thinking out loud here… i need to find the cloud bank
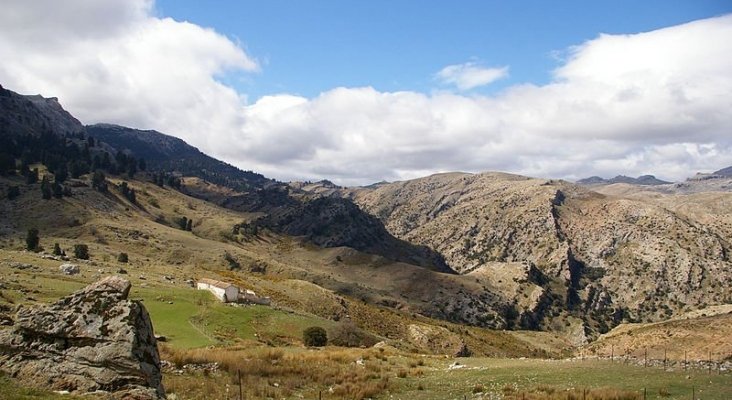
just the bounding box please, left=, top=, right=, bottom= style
left=1, top=1, right=731, bottom=185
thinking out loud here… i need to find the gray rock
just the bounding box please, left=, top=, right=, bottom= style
left=10, top=262, right=33, bottom=270
left=59, top=263, right=80, bottom=275
left=0, top=276, right=164, bottom=399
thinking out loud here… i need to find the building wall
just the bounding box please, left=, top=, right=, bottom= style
left=196, top=282, right=227, bottom=302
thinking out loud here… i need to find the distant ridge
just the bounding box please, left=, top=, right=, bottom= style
left=714, top=166, right=732, bottom=176
left=576, top=174, right=670, bottom=186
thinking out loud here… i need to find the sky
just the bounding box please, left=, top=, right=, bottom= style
left=1, top=1, right=731, bottom=185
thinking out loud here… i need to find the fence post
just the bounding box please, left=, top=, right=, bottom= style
left=684, top=350, right=687, bottom=370
left=238, top=369, right=243, bottom=400
left=319, top=390, right=322, bottom=400
left=611, top=345, right=614, bottom=363
left=692, top=385, right=695, bottom=400
left=664, top=348, right=667, bottom=369
left=643, top=387, right=646, bottom=400
left=709, top=351, right=712, bottom=375
left=644, top=348, right=647, bottom=368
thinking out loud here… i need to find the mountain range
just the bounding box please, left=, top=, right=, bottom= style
left=1, top=83, right=731, bottom=344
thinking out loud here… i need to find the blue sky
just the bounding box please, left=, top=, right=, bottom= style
left=2, top=1, right=732, bottom=184
left=154, top=0, right=732, bottom=100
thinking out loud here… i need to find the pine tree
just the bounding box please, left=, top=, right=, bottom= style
left=26, top=168, right=39, bottom=184
left=92, top=170, right=107, bottom=192
left=6, top=186, right=20, bottom=200
left=40, top=175, right=52, bottom=199
left=26, top=228, right=39, bottom=251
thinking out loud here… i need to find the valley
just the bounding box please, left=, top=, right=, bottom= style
left=0, top=85, right=730, bottom=399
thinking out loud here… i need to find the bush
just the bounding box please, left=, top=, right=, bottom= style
left=53, top=243, right=62, bottom=256
left=118, top=252, right=129, bottom=263
left=224, top=252, right=240, bottom=270
left=328, top=321, right=378, bottom=347
left=74, top=244, right=89, bottom=260
left=25, top=228, right=39, bottom=251
left=303, top=326, right=327, bottom=347
left=6, top=186, right=20, bottom=200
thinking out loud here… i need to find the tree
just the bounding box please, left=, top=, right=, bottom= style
left=92, top=170, right=107, bottom=192
left=26, top=168, right=39, bottom=184
left=302, top=326, right=327, bottom=347
left=118, top=252, right=129, bottom=263
left=127, top=160, right=137, bottom=178
left=6, top=186, right=20, bottom=200
left=138, top=158, right=147, bottom=172
left=54, top=165, right=68, bottom=183
left=74, top=244, right=89, bottom=260
left=0, top=153, right=14, bottom=176
left=40, top=175, right=52, bottom=200
left=26, top=228, right=39, bottom=251
left=177, top=216, right=188, bottom=230
left=52, top=182, right=64, bottom=198
left=53, top=243, right=62, bottom=256
left=186, top=218, right=193, bottom=231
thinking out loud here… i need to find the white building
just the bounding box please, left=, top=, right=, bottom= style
left=196, top=278, right=239, bottom=302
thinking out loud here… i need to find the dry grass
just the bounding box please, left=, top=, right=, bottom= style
left=160, top=345, right=394, bottom=399
left=504, top=387, right=641, bottom=400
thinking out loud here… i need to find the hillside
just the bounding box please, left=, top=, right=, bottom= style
left=2, top=83, right=731, bottom=344
left=87, top=124, right=271, bottom=192
left=301, top=172, right=732, bottom=338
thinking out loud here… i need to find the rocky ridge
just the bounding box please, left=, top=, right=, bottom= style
left=310, top=172, right=732, bottom=336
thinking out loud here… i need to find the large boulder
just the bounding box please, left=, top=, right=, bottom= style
left=0, top=276, right=164, bottom=399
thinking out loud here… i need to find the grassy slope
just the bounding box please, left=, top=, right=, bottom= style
left=583, top=306, right=732, bottom=361
left=4, top=173, right=729, bottom=399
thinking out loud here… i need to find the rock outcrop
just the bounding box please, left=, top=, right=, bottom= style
left=0, top=276, right=164, bottom=399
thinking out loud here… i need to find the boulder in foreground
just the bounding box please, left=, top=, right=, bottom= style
left=0, top=276, right=164, bottom=399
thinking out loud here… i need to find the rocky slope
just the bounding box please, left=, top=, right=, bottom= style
left=0, top=276, right=163, bottom=399
left=315, top=172, right=732, bottom=336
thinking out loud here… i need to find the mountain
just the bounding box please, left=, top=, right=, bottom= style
left=3, top=83, right=731, bottom=343
left=714, top=166, right=732, bottom=176
left=576, top=174, right=671, bottom=186
left=0, top=84, right=84, bottom=138
left=87, top=124, right=271, bottom=192
left=302, top=171, right=732, bottom=338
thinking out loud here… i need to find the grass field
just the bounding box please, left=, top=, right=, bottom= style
left=134, top=286, right=335, bottom=349
left=394, top=358, right=732, bottom=400
left=158, top=351, right=732, bottom=400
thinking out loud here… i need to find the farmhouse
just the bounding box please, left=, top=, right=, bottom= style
left=196, top=278, right=239, bottom=302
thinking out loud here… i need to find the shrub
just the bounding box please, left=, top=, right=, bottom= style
left=74, top=244, right=89, bottom=260
left=303, top=326, right=327, bottom=347
left=6, top=186, right=20, bottom=200
left=328, top=321, right=378, bottom=347
left=53, top=243, right=62, bottom=256
left=118, top=252, right=129, bottom=263
left=224, top=252, right=240, bottom=270
left=25, top=228, right=39, bottom=251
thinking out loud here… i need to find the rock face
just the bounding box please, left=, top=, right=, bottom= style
left=0, top=276, right=164, bottom=399
left=306, top=171, right=732, bottom=336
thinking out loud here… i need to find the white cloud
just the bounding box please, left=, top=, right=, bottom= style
left=0, top=0, right=257, bottom=153
left=1, top=2, right=731, bottom=186
left=435, top=62, right=509, bottom=91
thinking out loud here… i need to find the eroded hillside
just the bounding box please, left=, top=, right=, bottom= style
left=315, top=172, right=732, bottom=337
